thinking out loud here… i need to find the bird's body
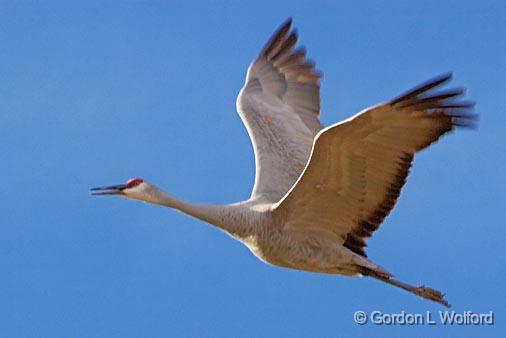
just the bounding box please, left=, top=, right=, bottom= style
left=92, top=19, right=476, bottom=307
left=193, top=200, right=374, bottom=276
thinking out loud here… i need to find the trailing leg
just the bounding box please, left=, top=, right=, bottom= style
left=359, top=266, right=450, bottom=307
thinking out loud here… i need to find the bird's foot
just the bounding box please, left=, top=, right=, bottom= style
left=414, top=285, right=450, bottom=308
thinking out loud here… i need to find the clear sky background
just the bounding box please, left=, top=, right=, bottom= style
left=1, top=1, right=505, bottom=337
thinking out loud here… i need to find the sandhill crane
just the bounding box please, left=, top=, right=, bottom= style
left=91, top=18, right=476, bottom=307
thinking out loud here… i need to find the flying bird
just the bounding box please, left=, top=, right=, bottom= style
left=92, top=18, right=476, bottom=307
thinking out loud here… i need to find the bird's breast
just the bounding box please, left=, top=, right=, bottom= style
left=239, top=226, right=347, bottom=273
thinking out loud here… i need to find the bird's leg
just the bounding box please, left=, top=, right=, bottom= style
left=378, top=276, right=450, bottom=308
left=360, top=267, right=450, bottom=307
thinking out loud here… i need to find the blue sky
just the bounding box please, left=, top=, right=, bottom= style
left=1, top=1, right=505, bottom=337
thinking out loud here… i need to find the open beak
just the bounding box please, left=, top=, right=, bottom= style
left=90, top=184, right=128, bottom=196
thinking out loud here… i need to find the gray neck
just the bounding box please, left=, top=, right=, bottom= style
left=148, top=188, right=255, bottom=238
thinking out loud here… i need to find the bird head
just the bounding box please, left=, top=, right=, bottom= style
left=91, top=177, right=156, bottom=202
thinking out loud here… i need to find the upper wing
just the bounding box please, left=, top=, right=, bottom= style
left=237, top=18, right=322, bottom=202
left=274, top=73, right=476, bottom=257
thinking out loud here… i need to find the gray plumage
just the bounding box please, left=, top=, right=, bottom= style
left=92, top=18, right=476, bottom=308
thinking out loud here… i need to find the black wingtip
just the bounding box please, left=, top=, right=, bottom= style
left=283, top=17, right=293, bottom=27
left=435, top=72, right=453, bottom=82
left=391, top=72, right=454, bottom=105
left=278, top=17, right=293, bottom=34
left=452, top=112, right=480, bottom=129
left=260, top=17, right=294, bottom=57
left=426, top=72, right=453, bottom=88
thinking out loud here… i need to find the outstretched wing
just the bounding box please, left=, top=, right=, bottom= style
left=275, top=73, right=476, bottom=257
left=237, top=18, right=322, bottom=202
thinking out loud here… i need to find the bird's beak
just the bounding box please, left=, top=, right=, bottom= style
left=90, top=184, right=128, bottom=196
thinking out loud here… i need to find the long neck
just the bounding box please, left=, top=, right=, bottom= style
left=147, top=188, right=254, bottom=237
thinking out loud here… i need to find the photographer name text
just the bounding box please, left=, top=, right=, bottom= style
left=353, top=310, right=494, bottom=326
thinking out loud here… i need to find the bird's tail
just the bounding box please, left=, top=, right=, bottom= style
left=358, top=266, right=450, bottom=307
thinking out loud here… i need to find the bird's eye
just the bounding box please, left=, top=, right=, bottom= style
left=126, top=178, right=143, bottom=188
